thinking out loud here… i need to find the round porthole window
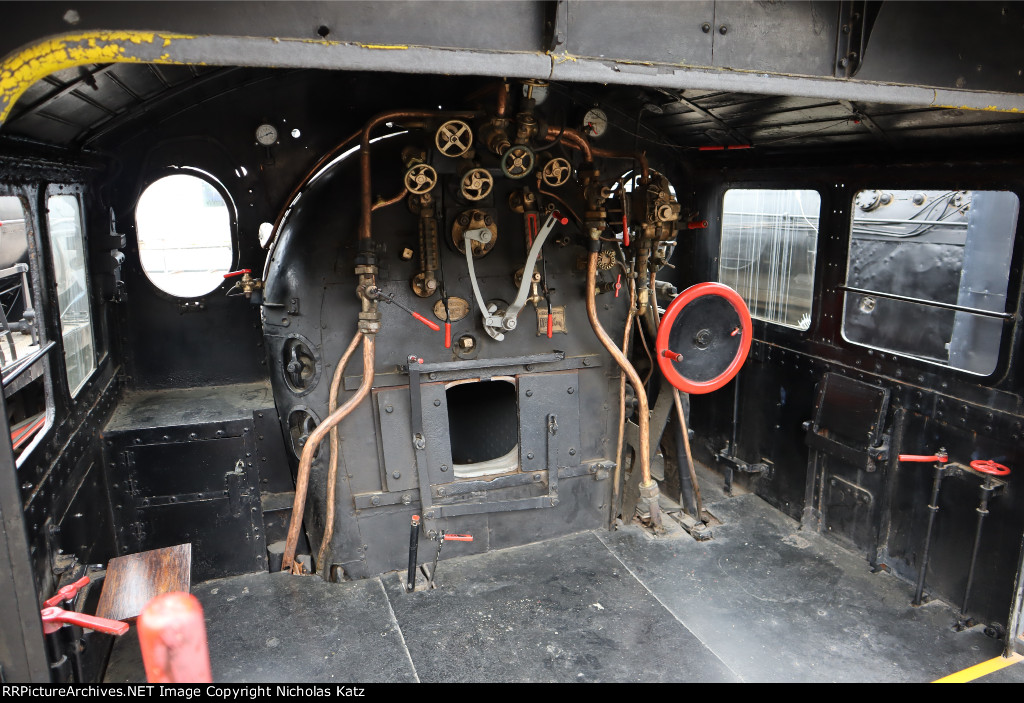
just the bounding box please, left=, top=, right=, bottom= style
left=135, top=174, right=233, bottom=297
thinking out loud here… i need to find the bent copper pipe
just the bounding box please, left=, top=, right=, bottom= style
left=542, top=127, right=650, bottom=184
left=371, top=187, right=408, bottom=212
left=360, top=110, right=477, bottom=242
left=283, top=335, right=376, bottom=573
left=586, top=252, right=652, bottom=487
left=314, top=330, right=366, bottom=572
left=611, top=276, right=637, bottom=527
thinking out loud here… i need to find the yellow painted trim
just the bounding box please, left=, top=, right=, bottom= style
left=933, top=652, right=1023, bottom=683
left=358, top=43, right=409, bottom=50
left=0, top=31, right=194, bottom=123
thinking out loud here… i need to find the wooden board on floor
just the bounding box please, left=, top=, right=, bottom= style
left=96, top=544, right=192, bottom=622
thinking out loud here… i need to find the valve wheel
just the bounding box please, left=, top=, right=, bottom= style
left=970, top=459, right=1011, bottom=476
left=404, top=164, right=438, bottom=194
left=541, top=157, right=572, bottom=187
left=501, top=145, right=536, bottom=179
left=656, top=282, right=752, bottom=394
left=460, top=168, right=493, bottom=201
left=435, top=120, right=473, bottom=157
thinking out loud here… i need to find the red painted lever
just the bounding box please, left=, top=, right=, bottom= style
left=223, top=269, right=251, bottom=279
left=661, top=349, right=684, bottom=362
left=411, top=312, right=441, bottom=332
left=40, top=606, right=129, bottom=636
left=970, top=459, right=1011, bottom=476
left=614, top=274, right=622, bottom=298
left=547, top=311, right=554, bottom=339
left=443, top=534, right=473, bottom=542
left=44, top=575, right=91, bottom=608
left=622, top=214, right=631, bottom=247
left=551, top=211, right=569, bottom=226
left=444, top=322, right=451, bottom=349
left=687, top=220, right=709, bottom=230
left=898, top=453, right=949, bottom=463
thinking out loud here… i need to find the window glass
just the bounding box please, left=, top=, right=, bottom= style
left=843, top=189, right=1018, bottom=375
left=47, top=194, right=95, bottom=396
left=136, top=174, right=233, bottom=297
left=719, top=189, right=820, bottom=330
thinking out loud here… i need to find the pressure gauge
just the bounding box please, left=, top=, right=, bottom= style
left=582, top=108, right=608, bottom=138
left=255, top=123, right=278, bottom=146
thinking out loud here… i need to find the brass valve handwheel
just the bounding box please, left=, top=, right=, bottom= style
left=500, top=145, right=536, bottom=179
left=404, top=164, right=438, bottom=194
left=541, top=157, right=572, bottom=187
left=460, top=168, right=494, bottom=201
left=435, top=120, right=473, bottom=157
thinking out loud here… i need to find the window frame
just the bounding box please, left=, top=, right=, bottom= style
left=132, top=167, right=238, bottom=302
left=44, top=185, right=97, bottom=399
left=717, top=186, right=823, bottom=332
left=839, top=187, right=1020, bottom=379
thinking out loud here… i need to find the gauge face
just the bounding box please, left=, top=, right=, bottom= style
left=255, top=123, right=278, bottom=146
left=582, top=108, right=608, bottom=138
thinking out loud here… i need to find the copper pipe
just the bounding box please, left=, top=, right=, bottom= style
left=283, top=335, right=375, bottom=573
left=586, top=252, right=652, bottom=487
left=371, top=187, right=408, bottom=212
left=315, top=330, right=366, bottom=572
left=538, top=184, right=584, bottom=226
left=545, top=126, right=592, bottom=162
left=610, top=275, right=637, bottom=527
left=360, top=110, right=477, bottom=242
left=593, top=145, right=650, bottom=184
left=496, top=81, right=509, bottom=118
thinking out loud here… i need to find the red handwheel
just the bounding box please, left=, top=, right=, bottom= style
left=656, top=282, right=752, bottom=394
left=970, top=459, right=1011, bottom=476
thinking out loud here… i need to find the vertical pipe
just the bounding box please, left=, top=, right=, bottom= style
left=407, top=515, right=421, bottom=592
left=960, top=479, right=995, bottom=617
left=137, top=593, right=212, bottom=684
left=913, top=462, right=946, bottom=606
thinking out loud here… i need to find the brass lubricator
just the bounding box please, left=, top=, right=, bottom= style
left=451, top=209, right=498, bottom=258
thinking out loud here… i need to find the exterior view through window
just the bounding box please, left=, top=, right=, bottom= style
left=843, top=189, right=1018, bottom=376
left=47, top=194, right=95, bottom=397
left=135, top=174, right=233, bottom=297
left=719, top=189, right=820, bottom=330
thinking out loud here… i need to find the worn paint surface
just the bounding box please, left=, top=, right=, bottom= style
left=0, top=32, right=194, bottom=123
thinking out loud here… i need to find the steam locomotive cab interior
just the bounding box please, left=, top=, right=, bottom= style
left=2, top=1, right=1024, bottom=684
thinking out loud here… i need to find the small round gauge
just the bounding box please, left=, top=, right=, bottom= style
left=255, top=123, right=278, bottom=146
left=582, top=108, right=608, bottom=138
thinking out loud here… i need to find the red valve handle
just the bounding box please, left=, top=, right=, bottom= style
left=550, top=211, right=569, bottom=226
left=411, top=312, right=441, bottom=332
left=443, top=534, right=473, bottom=542
left=44, top=575, right=91, bottom=608
left=547, top=311, right=554, bottom=338
left=898, top=454, right=949, bottom=463
left=223, top=269, right=251, bottom=279
left=687, top=220, right=709, bottom=230
left=614, top=274, right=622, bottom=298
left=970, top=459, right=1011, bottom=476
left=622, top=214, right=631, bottom=247
left=661, top=349, right=684, bottom=363
left=444, top=322, right=451, bottom=349
left=40, top=606, right=129, bottom=636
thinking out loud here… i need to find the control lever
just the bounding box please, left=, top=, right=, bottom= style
left=367, top=287, right=441, bottom=332
left=40, top=575, right=128, bottom=636
left=44, top=575, right=91, bottom=608
left=427, top=531, right=474, bottom=589
left=463, top=211, right=567, bottom=341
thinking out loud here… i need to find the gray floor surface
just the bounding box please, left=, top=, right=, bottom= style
left=105, top=474, right=1024, bottom=683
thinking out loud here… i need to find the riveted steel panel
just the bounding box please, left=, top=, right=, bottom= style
left=518, top=370, right=581, bottom=474
left=375, top=387, right=419, bottom=493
